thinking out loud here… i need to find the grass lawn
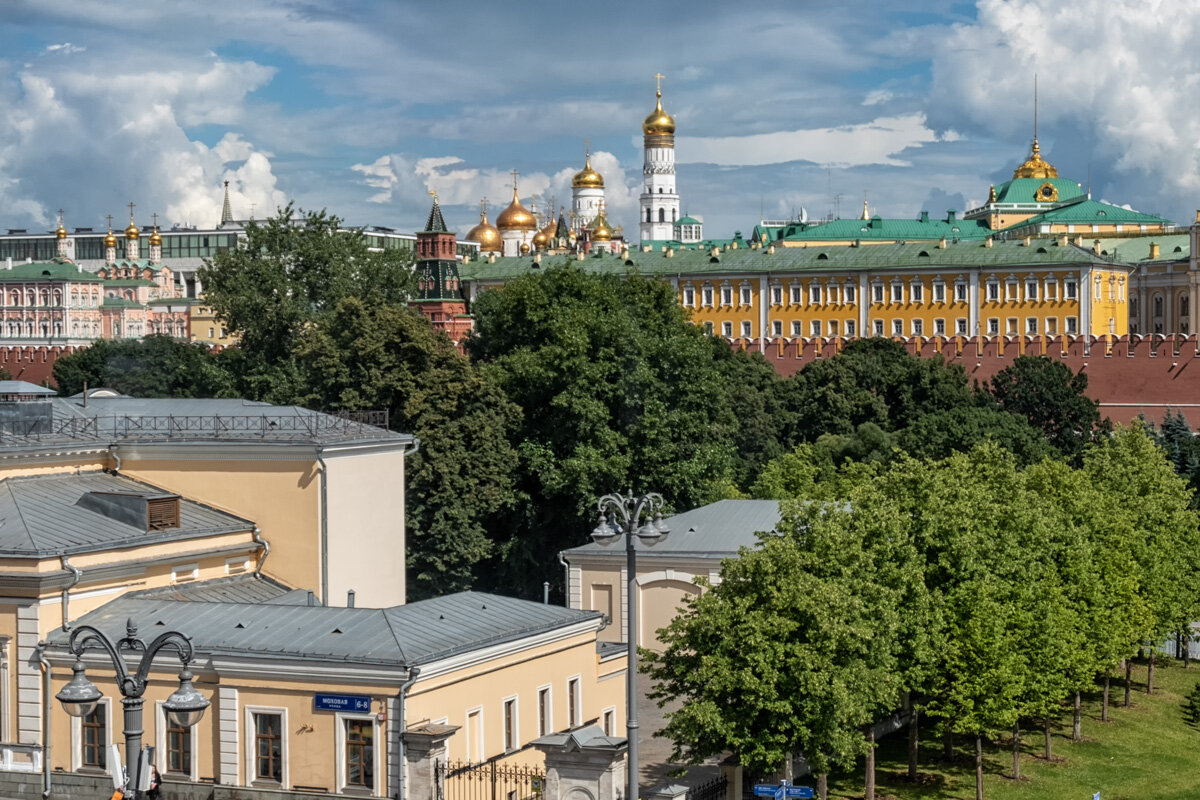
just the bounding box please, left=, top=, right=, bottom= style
left=822, top=657, right=1200, bottom=800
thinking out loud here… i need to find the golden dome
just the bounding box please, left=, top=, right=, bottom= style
left=496, top=187, right=538, bottom=231
left=532, top=229, right=549, bottom=250
left=519, top=241, right=531, bottom=254
left=591, top=210, right=613, bottom=242
left=55, top=219, right=68, bottom=239
left=572, top=153, right=604, bottom=189
left=1012, top=139, right=1059, bottom=180
left=149, top=226, right=162, bottom=247
left=125, top=220, right=140, bottom=239
left=539, top=217, right=557, bottom=243
left=104, top=228, right=117, bottom=247
left=465, top=204, right=501, bottom=252
left=643, top=89, right=675, bottom=136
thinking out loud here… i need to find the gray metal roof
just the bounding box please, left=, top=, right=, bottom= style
left=47, top=591, right=603, bottom=668
left=0, top=381, right=56, bottom=396
left=0, top=472, right=254, bottom=557
left=562, top=499, right=781, bottom=559
left=0, top=395, right=410, bottom=449
left=127, top=574, right=296, bottom=604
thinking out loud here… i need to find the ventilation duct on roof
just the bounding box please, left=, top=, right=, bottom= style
left=77, top=491, right=181, bottom=531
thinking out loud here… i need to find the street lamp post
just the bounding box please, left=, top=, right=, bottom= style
left=56, top=618, right=210, bottom=797
left=590, top=491, right=670, bottom=800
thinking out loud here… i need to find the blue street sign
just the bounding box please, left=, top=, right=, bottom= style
left=314, top=692, right=372, bottom=712
left=753, top=783, right=813, bottom=800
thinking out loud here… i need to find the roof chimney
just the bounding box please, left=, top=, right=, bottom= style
left=938, top=237, right=947, bottom=249
left=1150, top=242, right=1160, bottom=259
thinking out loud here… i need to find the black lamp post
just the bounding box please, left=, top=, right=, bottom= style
left=56, top=618, right=209, bottom=796
left=590, top=491, right=670, bottom=800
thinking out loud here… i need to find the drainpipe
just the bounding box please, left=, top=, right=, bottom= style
left=395, top=667, right=421, bottom=800
left=60, top=555, right=82, bottom=631
left=557, top=553, right=571, bottom=607
left=316, top=449, right=330, bottom=604
left=111, top=443, right=122, bottom=473
left=251, top=525, right=270, bottom=577
left=34, top=642, right=51, bottom=798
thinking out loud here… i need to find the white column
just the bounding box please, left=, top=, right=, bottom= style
left=217, top=686, right=240, bottom=785
left=15, top=605, right=40, bottom=745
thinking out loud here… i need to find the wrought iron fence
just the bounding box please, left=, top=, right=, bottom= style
left=687, top=775, right=726, bottom=800
left=435, top=758, right=545, bottom=800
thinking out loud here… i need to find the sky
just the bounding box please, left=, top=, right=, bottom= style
left=1, top=0, right=1199, bottom=241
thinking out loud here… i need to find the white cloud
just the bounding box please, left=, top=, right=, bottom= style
left=44, top=43, right=85, bottom=55
left=862, top=89, right=893, bottom=106
left=677, top=113, right=938, bottom=168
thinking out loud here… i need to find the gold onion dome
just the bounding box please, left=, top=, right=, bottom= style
left=539, top=216, right=557, bottom=242
left=591, top=211, right=613, bottom=242
left=1012, top=139, right=1059, bottom=179
left=149, top=226, right=162, bottom=246
left=466, top=206, right=501, bottom=252
left=532, top=228, right=549, bottom=250
left=643, top=89, right=675, bottom=136
left=104, top=228, right=117, bottom=247
left=55, top=219, right=68, bottom=239
left=572, top=154, right=604, bottom=189
left=496, top=187, right=538, bottom=231
left=125, top=220, right=139, bottom=239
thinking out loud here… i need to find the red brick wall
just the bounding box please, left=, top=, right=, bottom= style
left=0, top=346, right=76, bottom=387
left=735, top=335, right=1200, bottom=426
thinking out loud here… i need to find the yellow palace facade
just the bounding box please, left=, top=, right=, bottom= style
left=460, top=236, right=1132, bottom=339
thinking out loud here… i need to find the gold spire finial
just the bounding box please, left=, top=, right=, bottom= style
left=152, top=212, right=158, bottom=228
left=128, top=202, right=135, bottom=223
left=654, top=72, right=664, bottom=98
left=511, top=169, right=520, bottom=197
left=429, top=188, right=438, bottom=201
left=107, top=214, right=113, bottom=231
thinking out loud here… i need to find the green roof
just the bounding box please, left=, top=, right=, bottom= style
left=1090, top=233, right=1190, bottom=262
left=992, top=177, right=1085, bottom=205
left=146, top=296, right=198, bottom=306
left=1000, top=198, right=1172, bottom=229
left=0, top=260, right=103, bottom=282
left=102, top=296, right=144, bottom=308
left=676, top=215, right=701, bottom=226
left=775, top=214, right=991, bottom=243
left=103, top=279, right=158, bottom=287
left=461, top=239, right=1112, bottom=282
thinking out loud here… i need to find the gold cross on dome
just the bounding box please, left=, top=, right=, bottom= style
left=584, top=138, right=590, bottom=158
left=127, top=201, right=135, bottom=222
left=511, top=169, right=520, bottom=191
left=429, top=189, right=438, bottom=201
left=152, top=212, right=158, bottom=229
left=654, top=73, right=665, bottom=93
left=106, top=214, right=113, bottom=231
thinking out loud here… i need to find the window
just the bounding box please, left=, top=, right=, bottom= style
left=911, top=283, right=924, bottom=303
left=986, top=281, right=1000, bottom=302
left=740, top=321, right=752, bottom=337
left=253, top=712, right=283, bottom=783
left=703, top=321, right=714, bottom=335
left=1183, top=296, right=1191, bottom=318
left=82, top=706, right=106, bottom=769
left=827, top=284, right=838, bottom=304
left=987, top=318, right=999, bottom=335
left=771, top=286, right=782, bottom=305
left=1006, top=318, right=1018, bottom=335
left=912, top=319, right=924, bottom=336
left=683, top=287, right=695, bottom=307
left=567, top=678, right=581, bottom=728
left=845, top=320, right=856, bottom=337
left=828, top=320, right=839, bottom=336
left=934, top=318, right=945, bottom=335
left=890, top=283, right=903, bottom=303
left=872, top=284, right=884, bottom=304
left=791, top=321, right=803, bottom=336
left=933, top=282, right=945, bottom=303
left=1065, top=279, right=1078, bottom=300
left=702, top=286, right=713, bottom=306
left=1154, top=295, right=1164, bottom=317
left=1066, top=316, right=1078, bottom=334
left=1046, top=280, right=1058, bottom=300
left=809, top=285, right=822, bottom=305
left=740, top=286, right=752, bottom=306
left=790, top=285, right=802, bottom=304
left=172, top=564, right=198, bottom=583
left=602, top=708, right=615, bottom=737
left=721, top=322, right=732, bottom=337
left=344, top=719, right=374, bottom=790
left=720, top=286, right=732, bottom=306
left=891, top=319, right=903, bottom=336
left=844, top=284, right=856, bottom=303
left=1047, top=317, right=1058, bottom=334
left=1006, top=280, right=1018, bottom=301
left=1026, top=317, right=1038, bottom=334
left=207, top=327, right=214, bottom=338
left=1095, top=277, right=1103, bottom=300
left=538, top=688, right=552, bottom=737
left=810, top=320, right=822, bottom=337
left=1026, top=280, right=1039, bottom=301
left=771, top=320, right=782, bottom=336
left=503, top=698, right=518, bottom=752
left=955, top=318, right=968, bottom=336
left=955, top=282, right=968, bottom=303
left=873, top=319, right=884, bottom=336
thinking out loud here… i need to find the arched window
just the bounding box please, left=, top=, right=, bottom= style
left=658, top=208, right=665, bottom=223
left=1154, top=295, right=1164, bottom=316
left=672, top=209, right=677, bottom=222
left=645, top=208, right=652, bottom=223
left=1182, top=296, right=1190, bottom=317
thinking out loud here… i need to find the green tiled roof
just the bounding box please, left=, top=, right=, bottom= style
left=146, top=296, right=198, bottom=306
left=103, top=279, right=158, bottom=287
left=0, top=260, right=104, bottom=282
left=992, top=177, right=1085, bottom=205
left=1090, top=233, right=1190, bottom=262
left=1001, top=199, right=1172, bottom=229
left=102, top=296, right=144, bottom=308
left=775, top=214, right=991, bottom=243
left=461, top=239, right=1111, bottom=282
left=676, top=215, right=701, bottom=226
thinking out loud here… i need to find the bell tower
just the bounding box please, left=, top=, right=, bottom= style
left=410, top=192, right=473, bottom=344
left=639, top=74, right=680, bottom=243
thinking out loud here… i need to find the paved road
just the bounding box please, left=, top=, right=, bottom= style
left=635, top=679, right=722, bottom=791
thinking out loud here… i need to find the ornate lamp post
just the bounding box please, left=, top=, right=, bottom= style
left=590, top=492, right=670, bottom=800
left=56, top=619, right=210, bottom=796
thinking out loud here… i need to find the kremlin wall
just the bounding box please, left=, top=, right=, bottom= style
left=737, top=333, right=1200, bottom=424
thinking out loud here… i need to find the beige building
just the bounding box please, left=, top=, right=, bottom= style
left=561, top=500, right=781, bottom=651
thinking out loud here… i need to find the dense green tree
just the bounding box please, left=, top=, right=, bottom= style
left=781, top=338, right=974, bottom=442
left=51, top=336, right=234, bottom=397
left=897, top=405, right=1057, bottom=466
left=199, top=205, right=415, bottom=370
left=467, top=265, right=749, bottom=597
left=294, top=297, right=520, bottom=599
left=985, top=355, right=1104, bottom=459
left=1153, top=411, right=1200, bottom=508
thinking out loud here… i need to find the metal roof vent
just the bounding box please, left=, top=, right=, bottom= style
left=77, top=491, right=181, bottom=531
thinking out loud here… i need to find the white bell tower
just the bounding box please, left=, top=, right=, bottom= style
left=639, top=74, right=680, bottom=243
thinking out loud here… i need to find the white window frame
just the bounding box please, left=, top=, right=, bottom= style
left=890, top=283, right=903, bottom=303
left=1066, top=316, right=1079, bottom=334
left=891, top=319, right=903, bottom=336
left=872, top=319, right=884, bottom=336
left=844, top=283, right=856, bottom=304
left=172, top=563, right=198, bottom=583
left=933, top=281, right=945, bottom=303
left=771, top=320, right=782, bottom=337
left=1006, top=317, right=1018, bottom=335
left=826, top=283, right=838, bottom=304
left=536, top=685, right=553, bottom=737
left=1026, top=280, right=1039, bottom=301
left=740, top=321, right=752, bottom=338
left=703, top=321, right=714, bottom=335
left=739, top=285, right=753, bottom=307
left=790, top=285, right=802, bottom=305
left=872, top=283, right=884, bottom=304
left=245, top=705, right=289, bottom=788
left=770, top=286, right=782, bottom=306
left=1047, top=317, right=1058, bottom=334
left=809, top=285, right=822, bottom=305
left=934, top=318, right=945, bottom=336
left=501, top=695, right=519, bottom=753
left=683, top=287, right=695, bottom=307
left=225, top=556, right=250, bottom=575
left=720, top=285, right=732, bottom=306
left=986, top=281, right=1000, bottom=302
left=601, top=707, right=616, bottom=737
left=810, top=320, right=822, bottom=337
left=464, top=706, right=484, bottom=763
left=721, top=321, right=733, bottom=338
left=790, top=321, right=803, bottom=337
left=911, top=319, right=924, bottom=336
left=1046, top=279, right=1058, bottom=300
left=987, top=318, right=999, bottom=335
left=1065, top=279, right=1078, bottom=300
left=1026, top=317, right=1038, bottom=334
left=71, top=697, right=113, bottom=773
left=910, top=282, right=924, bottom=303
left=1005, top=279, right=1019, bottom=301
left=828, top=319, right=839, bottom=336
left=335, top=712, right=381, bottom=796
left=845, top=320, right=856, bottom=337
left=702, top=286, right=714, bottom=307
left=955, top=318, right=968, bottom=336
left=566, top=675, right=582, bottom=728
left=156, top=700, right=200, bottom=781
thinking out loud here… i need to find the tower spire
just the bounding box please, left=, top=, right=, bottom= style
left=221, top=179, right=233, bottom=226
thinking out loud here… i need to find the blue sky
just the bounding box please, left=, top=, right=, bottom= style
left=0, top=0, right=1197, bottom=240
